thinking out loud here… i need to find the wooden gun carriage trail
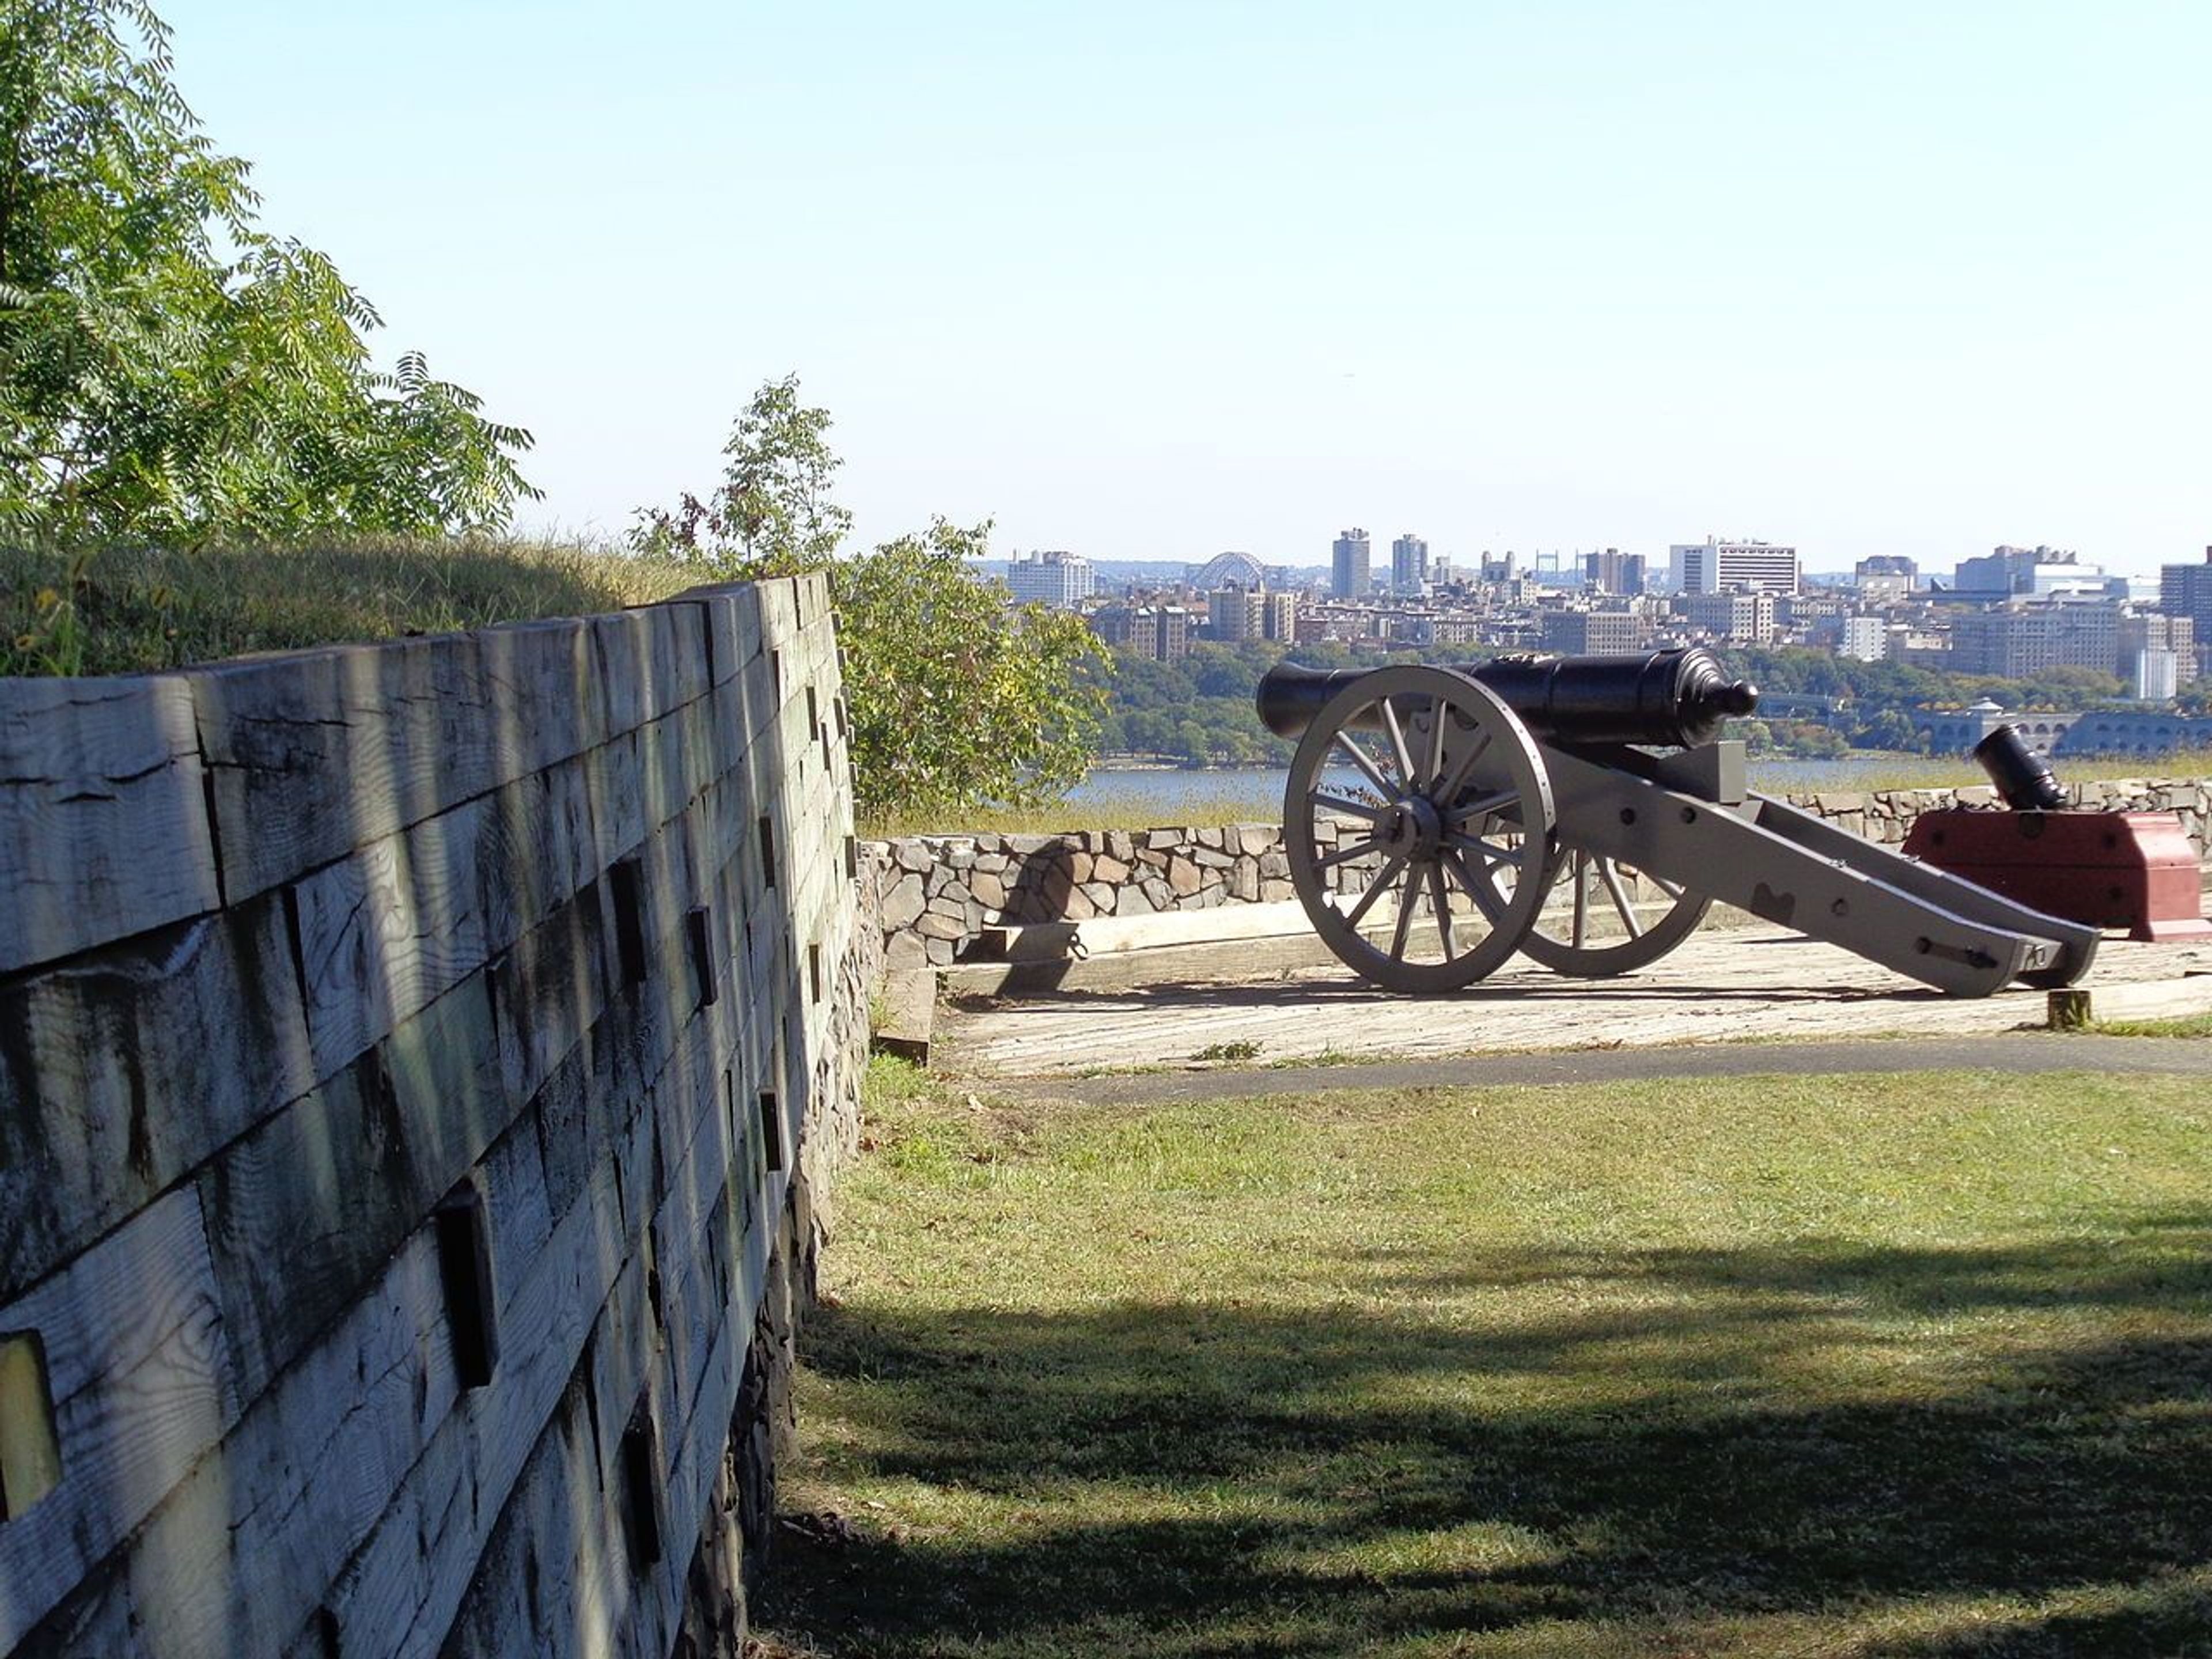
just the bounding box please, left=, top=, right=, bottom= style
left=1252, top=649, right=2101, bottom=998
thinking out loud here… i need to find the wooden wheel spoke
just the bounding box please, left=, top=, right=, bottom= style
left=1649, top=874, right=1686, bottom=899
left=1598, top=858, right=1645, bottom=938
left=1423, top=700, right=1448, bottom=796
left=1342, top=853, right=1408, bottom=931
left=1427, top=862, right=1457, bottom=957
left=1446, top=849, right=1508, bottom=923
left=1570, top=851, right=1589, bottom=948
left=1310, top=791, right=1384, bottom=823
left=1432, top=730, right=1493, bottom=806
left=1446, top=832, right=1524, bottom=869
left=1330, top=731, right=1395, bottom=799
left=1377, top=696, right=1416, bottom=785
left=1313, top=836, right=1382, bottom=874
left=1444, top=787, right=1517, bottom=827
left=1387, top=866, right=1418, bottom=961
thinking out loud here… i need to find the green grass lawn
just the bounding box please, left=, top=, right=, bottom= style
left=757, top=1060, right=2212, bottom=1658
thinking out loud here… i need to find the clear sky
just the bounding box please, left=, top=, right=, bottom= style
left=158, top=1, right=2210, bottom=579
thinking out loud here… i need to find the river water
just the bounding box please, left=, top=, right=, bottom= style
left=1062, top=754, right=1971, bottom=819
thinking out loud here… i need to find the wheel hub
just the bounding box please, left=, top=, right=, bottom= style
left=1377, top=794, right=1443, bottom=859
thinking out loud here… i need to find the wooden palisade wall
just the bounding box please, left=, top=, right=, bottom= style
left=0, top=574, right=874, bottom=1657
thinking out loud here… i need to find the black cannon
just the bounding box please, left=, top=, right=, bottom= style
left=1253, top=649, right=2100, bottom=996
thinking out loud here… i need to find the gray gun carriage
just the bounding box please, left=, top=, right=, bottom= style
left=1252, top=649, right=2100, bottom=998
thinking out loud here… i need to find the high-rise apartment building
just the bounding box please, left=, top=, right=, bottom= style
left=1839, top=615, right=1889, bottom=662
left=1949, top=600, right=2120, bottom=677
left=1541, top=609, right=1648, bottom=654
left=1331, top=528, right=1372, bottom=599
left=1676, top=590, right=1778, bottom=643
left=2119, top=610, right=2198, bottom=689
left=1582, top=548, right=1647, bottom=596
left=2161, top=548, right=2212, bottom=641
left=1005, top=550, right=1095, bottom=607
left=1086, top=603, right=1190, bottom=662
left=1390, top=532, right=1430, bottom=593
left=1672, top=538, right=1799, bottom=596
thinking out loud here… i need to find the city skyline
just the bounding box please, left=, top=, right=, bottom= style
left=156, top=1, right=2212, bottom=581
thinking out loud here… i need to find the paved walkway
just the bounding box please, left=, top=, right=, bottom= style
left=939, top=925, right=2212, bottom=1082
left=983, top=1032, right=2212, bottom=1105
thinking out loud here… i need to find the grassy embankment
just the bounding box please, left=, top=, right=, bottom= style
left=0, top=536, right=699, bottom=679
left=756, top=1057, right=2212, bottom=1659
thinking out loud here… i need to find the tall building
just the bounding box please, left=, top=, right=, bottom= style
left=1854, top=556, right=1918, bottom=604
left=1583, top=548, right=1646, bottom=596
left=1331, top=528, right=1372, bottom=599
left=1839, top=615, right=1889, bottom=662
left=2161, top=548, right=2212, bottom=641
left=1390, top=532, right=1429, bottom=593
left=1952, top=545, right=2104, bottom=596
left=2119, top=610, right=2198, bottom=689
left=1672, top=538, right=1800, bottom=596
left=1005, top=549, right=1095, bottom=607
left=1676, top=590, right=1777, bottom=643
left=1948, top=600, right=2120, bottom=677
left=1541, top=609, right=1647, bottom=654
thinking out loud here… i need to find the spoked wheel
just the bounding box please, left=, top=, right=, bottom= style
left=1515, top=847, right=1713, bottom=976
left=1282, top=665, right=1556, bottom=993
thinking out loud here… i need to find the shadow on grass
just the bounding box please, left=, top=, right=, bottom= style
left=760, top=1214, right=2212, bottom=1657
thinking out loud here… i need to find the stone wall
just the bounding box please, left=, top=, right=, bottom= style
left=0, top=573, right=871, bottom=1658
left=868, top=775, right=2212, bottom=966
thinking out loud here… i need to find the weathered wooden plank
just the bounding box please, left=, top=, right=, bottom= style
left=477, top=752, right=602, bottom=959
left=0, top=894, right=315, bottom=1306
left=199, top=1059, right=423, bottom=1406
left=492, top=880, right=611, bottom=1110
left=428, top=1376, right=632, bottom=1659
left=475, top=616, right=605, bottom=778
left=589, top=723, right=650, bottom=858
left=192, top=635, right=489, bottom=903
left=381, top=971, right=510, bottom=1202
left=478, top=1097, right=555, bottom=1330
left=292, top=796, right=491, bottom=1084
left=0, top=676, right=221, bottom=975
left=323, top=1153, right=632, bottom=1659
left=668, top=582, right=764, bottom=687
left=0, top=1186, right=236, bottom=1653
left=111, top=1225, right=459, bottom=1659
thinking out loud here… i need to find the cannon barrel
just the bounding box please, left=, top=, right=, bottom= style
left=1256, top=647, right=1760, bottom=749
left=1972, top=724, right=2067, bottom=811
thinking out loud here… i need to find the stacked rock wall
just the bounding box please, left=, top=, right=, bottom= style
left=868, top=775, right=2212, bottom=965
left=0, top=574, right=871, bottom=1658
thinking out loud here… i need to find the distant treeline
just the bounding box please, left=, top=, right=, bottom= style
left=1095, top=641, right=2194, bottom=767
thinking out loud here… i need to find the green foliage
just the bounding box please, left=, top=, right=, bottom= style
left=630, top=372, right=851, bottom=566
left=0, top=0, right=536, bottom=543
left=635, top=377, right=1106, bottom=821
left=827, top=519, right=1105, bottom=819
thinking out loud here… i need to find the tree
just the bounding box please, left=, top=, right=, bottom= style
left=636, top=377, right=1106, bottom=820
left=630, top=373, right=849, bottom=566
left=0, top=0, right=536, bottom=543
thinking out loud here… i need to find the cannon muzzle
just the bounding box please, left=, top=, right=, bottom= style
left=1256, top=647, right=1759, bottom=750
left=1972, top=724, right=2067, bottom=811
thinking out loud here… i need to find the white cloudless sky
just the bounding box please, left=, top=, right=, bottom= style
left=158, top=0, right=2211, bottom=578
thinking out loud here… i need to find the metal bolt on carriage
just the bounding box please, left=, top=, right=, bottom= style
left=1252, top=650, right=2100, bottom=998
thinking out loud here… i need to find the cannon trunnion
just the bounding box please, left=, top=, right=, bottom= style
left=1253, top=652, right=2100, bottom=998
